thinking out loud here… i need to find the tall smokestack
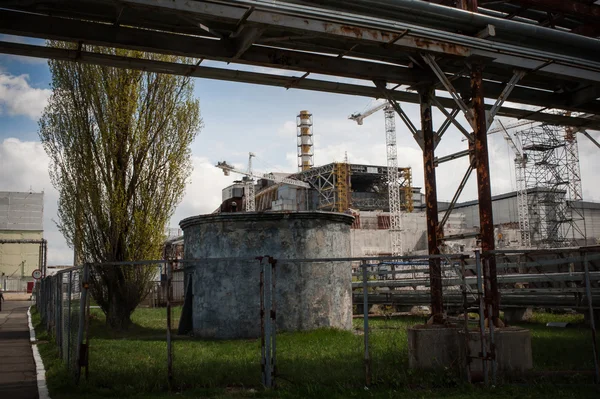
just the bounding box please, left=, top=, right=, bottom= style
left=297, top=110, right=314, bottom=171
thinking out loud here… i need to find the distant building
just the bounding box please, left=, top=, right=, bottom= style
left=0, top=191, right=44, bottom=279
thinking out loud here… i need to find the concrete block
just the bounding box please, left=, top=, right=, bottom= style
left=504, top=307, right=533, bottom=324
left=408, top=325, right=532, bottom=378
left=464, top=327, right=533, bottom=377
left=407, top=326, right=464, bottom=369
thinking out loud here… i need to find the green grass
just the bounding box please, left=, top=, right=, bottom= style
left=31, top=307, right=600, bottom=399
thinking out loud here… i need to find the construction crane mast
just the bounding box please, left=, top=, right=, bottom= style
left=216, top=155, right=310, bottom=212
left=497, top=120, right=531, bottom=248
left=350, top=101, right=403, bottom=256
left=246, top=152, right=256, bottom=212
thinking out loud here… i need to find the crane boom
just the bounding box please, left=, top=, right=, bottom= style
left=497, top=120, right=523, bottom=161
left=348, top=101, right=388, bottom=125
left=216, top=161, right=310, bottom=188
left=349, top=100, right=403, bottom=256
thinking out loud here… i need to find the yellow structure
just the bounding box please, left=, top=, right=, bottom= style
left=334, top=162, right=350, bottom=213
left=400, top=167, right=414, bottom=213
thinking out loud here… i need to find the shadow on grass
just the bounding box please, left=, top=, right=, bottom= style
left=33, top=307, right=600, bottom=399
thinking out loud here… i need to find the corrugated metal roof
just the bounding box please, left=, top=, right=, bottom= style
left=0, top=191, right=44, bottom=231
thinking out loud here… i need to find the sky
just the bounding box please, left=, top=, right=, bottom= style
left=2, top=34, right=600, bottom=265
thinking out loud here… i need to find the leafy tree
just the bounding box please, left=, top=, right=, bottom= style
left=40, top=43, right=201, bottom=329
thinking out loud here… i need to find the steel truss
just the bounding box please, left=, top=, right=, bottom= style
left=517, top=124, right=586, bottom=247
left=1, top=1, right=600, bottom=129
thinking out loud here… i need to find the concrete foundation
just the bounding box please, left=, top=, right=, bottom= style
left=180, top=211, right=354, bottom=339
left=463, top=327, right=533, bottom=377
left=408, top=326, right=463, bottom=369
left=408, top=325, right=532, bottom=377
left=503, top=307, right=533, bottom=324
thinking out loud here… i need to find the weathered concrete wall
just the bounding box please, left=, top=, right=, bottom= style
left=180, top=211, right=354, bottom=339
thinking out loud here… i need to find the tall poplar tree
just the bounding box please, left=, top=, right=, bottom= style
left=40, top=43, right=201, bottom=329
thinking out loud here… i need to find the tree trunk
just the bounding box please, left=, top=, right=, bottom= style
left=106, top=293, right=132, bottom=330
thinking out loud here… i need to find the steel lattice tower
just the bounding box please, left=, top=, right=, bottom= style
left=517, top=124, right=581, bottom=247
left=384, top=106, right=403, bottom=256
left=564, top=126, right=583, bottom=202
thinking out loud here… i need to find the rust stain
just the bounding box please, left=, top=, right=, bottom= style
left=340, top=25, right=364, bottom=38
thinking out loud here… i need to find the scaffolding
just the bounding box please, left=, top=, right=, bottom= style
left=517, top=124, right=585, bottom=247
left=334, top=162, right=350, bottom=213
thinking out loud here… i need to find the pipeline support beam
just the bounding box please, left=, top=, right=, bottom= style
left=419, top=85, right=443, bottom=321
left=471, top=63, right=500, bottom=324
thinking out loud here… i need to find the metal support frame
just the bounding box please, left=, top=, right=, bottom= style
left=438, top=161, right=475, bottom=233
left=432, top=98, right=473, bottom=142
left=422, top=53, right=475, bottom=126
left=486, top=71, right=526, bottom=128
left=472, top=63, right=500, bottom=324
left=419, top=85, right=443, bottom=320
left=581, top=130, right=600, bottom=150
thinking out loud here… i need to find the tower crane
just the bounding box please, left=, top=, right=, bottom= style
left=349, top=101, right=403, bottom=256
left=216, top=154, right=310, bottom=212
left=496, top=120, right=531, bottom=248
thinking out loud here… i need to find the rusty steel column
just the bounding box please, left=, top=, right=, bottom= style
left=471, top=64, right=500, bottom=324
left=419, top=86, right=443, bottom=320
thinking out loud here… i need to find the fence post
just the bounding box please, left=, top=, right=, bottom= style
left=166, top=260, right=174, bottom=389
left=260, top=258, right=266, bottom=386
left=362, top=260, right=371, bottom=387
left=269, top=257, right=277, bottom=388
left=583, top=252, right=600, bottom=383
left=460, top=256, right=471, bottom=383
left=67, top=271, right=73, bottom=367
left=264, top=258, right=272, bottom=388
left=76, top=264, right=90, bottom=384
left=475, top=250, right=488, bottom=386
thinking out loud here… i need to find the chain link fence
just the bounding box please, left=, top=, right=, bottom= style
left=32, top=251, right=600, bottom=389
left=36, top=265, right=89, bottom=379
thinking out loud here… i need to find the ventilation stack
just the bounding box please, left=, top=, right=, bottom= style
left=297, top=110, right=314, bottom=171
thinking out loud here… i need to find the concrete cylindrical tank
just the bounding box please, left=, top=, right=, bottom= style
left=180, top=211, right=354, bottom=339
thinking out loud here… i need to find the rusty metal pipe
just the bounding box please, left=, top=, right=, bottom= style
left=290, top=0, right=600, bottom=58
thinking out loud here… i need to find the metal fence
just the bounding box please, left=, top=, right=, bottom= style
left=33, top=250, right=600, bottom=388
left=36, top=264, right=88, bottom=380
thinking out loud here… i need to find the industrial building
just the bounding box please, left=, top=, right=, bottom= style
left=0, top=191, right=46, bottom=290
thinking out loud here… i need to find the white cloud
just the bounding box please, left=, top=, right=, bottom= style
left=0, top=73, right=51, bottom=119
left=169, top=156, right=234, bottom=227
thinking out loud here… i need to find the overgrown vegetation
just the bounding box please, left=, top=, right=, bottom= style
left=39, top=43, right=202, bottom=329
left=31, top=307, right=600, bottom=398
